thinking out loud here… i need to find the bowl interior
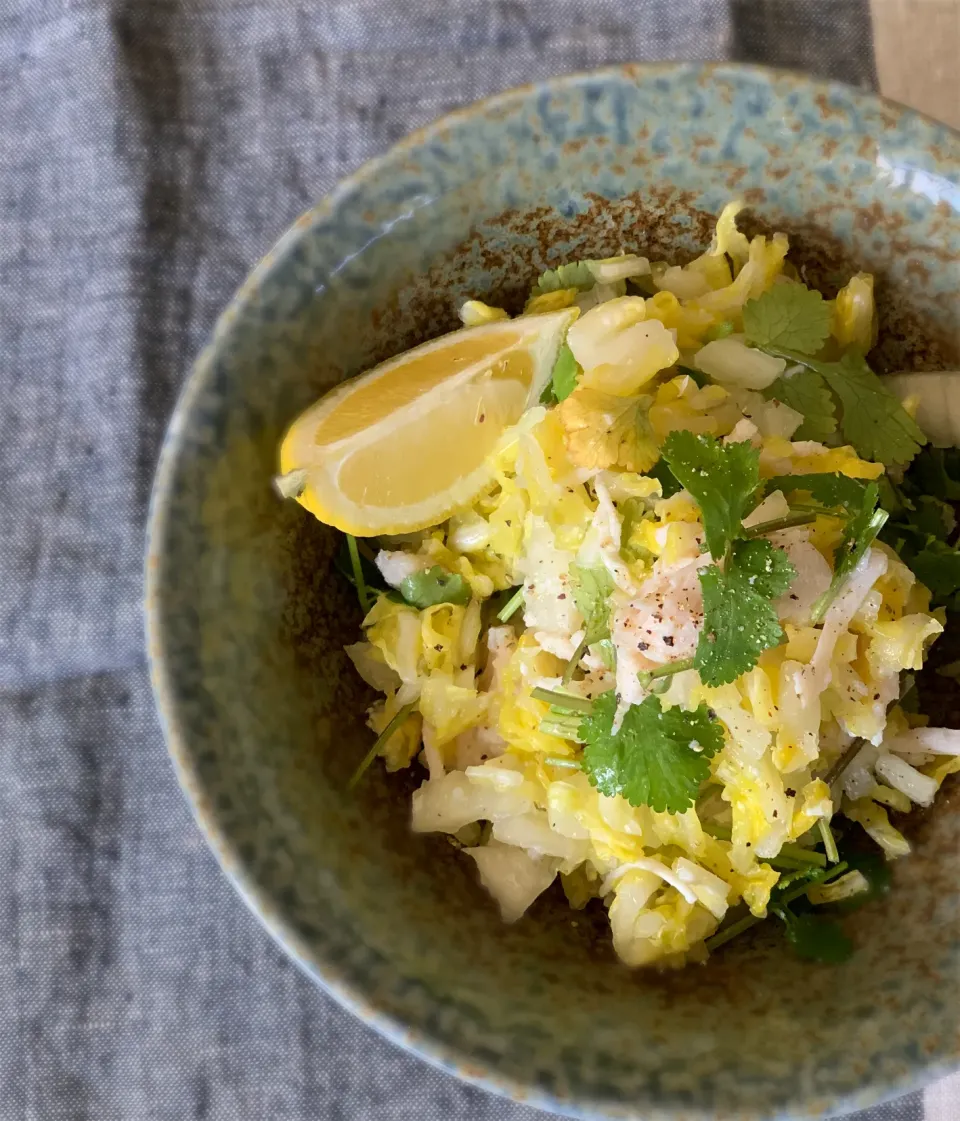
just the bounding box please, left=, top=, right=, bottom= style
left=148, top=65, right=960, bottom=1120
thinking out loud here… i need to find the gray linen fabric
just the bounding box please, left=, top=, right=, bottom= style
left=1, top=1, right=934, bottom=1118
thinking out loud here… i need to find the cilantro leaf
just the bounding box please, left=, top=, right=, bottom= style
left=661, top=431, right=760, bottom=561
left=765, top=472, right=868, bottom=511
left=742, top=285, right=833, bottom=354
left=677, top=364, right=709, bottom=388
left=398, top=566, right=471, bottom=609
left=906, top=495, right=955, bottom=542
left=776, top=910, right=854, bottom=964
left=549, top=343, right=580, bottom=403
left=533, top=261, right=597, bottom=295
left=579, top=692, right=724, bottom=813
left=695, top=540, right=795, bottom=686
left=828, top=849, right=892, bottom=914
left=619, top=497, right=656, bottom=564
left=812, top=482, right=886, bottom=622
left=767, top=349, right=925, bottom=466
left=534, top=255, right=649, bottom=296
left=763, top=367, right=838, bottom=441
left=820, top=352, right=926, bottom=466
left=730, top=538, right=797, bottom=598
left=648, top=457, right=682, bottom=498
left=878, top=446, right=960, bottom=608
left=570, top=563, right=615, bottom=644
left=909, top=541, right=960, bottom=601
left=840, top=481, right=883, bottom=565
left=703, top=320, right=735, bottom=342
left=909, top=446, right=960, bottom=502
left=764, top=467, right=889, bottom=616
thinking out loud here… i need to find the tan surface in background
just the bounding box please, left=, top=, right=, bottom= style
left=873, top=8, right=960, bottom=1113
left=871, top=0, right=960, bottom=128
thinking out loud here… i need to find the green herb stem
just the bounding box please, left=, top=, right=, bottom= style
left=822, top=737, right=866, bottom=787
left=637, top=658, right=695, bottom=689
left=767, top=852, right=824, bottom=872
left=701, top=822, right=732, bottom=840
left=497, top=587, right=525, bottom=623
left=705, top=861, right=849, bottom=953
left=780, top=861, right=849, bottom=902
left=356, top=538, right=378, bottom=562
left=810, top=507, right=889, bottom=624
left=562, top=636, right=590, bottom=685
left=530, top=687, right=594, bottom=713
left=702, top=823, right=825, bottom=867
left=786, top=503, right=841, bottom=517
left=818, top=819, right=840, bottom=864
left=779, top=846, right=827, bottom=868
left=543, top=756, right=583, bottom=770
left=540, top=716, right=585, bottom=742
left=347, top=701, right=417, bottom=791
left=704, top=911, right=760, bottom=952
left=743, top=510, right=818, bottom=538
left=346, top=534, right=371, bottom=614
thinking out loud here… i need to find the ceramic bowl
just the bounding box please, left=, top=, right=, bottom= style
left=146, top=64, right=960, bottom=1120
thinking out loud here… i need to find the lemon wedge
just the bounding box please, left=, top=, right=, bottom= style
left=278, top=308, right=578, bottom=535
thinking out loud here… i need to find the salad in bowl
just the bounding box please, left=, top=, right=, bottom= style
left=275, top=202, right=960, bottom=970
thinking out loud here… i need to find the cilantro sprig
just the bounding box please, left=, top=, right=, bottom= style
left=766, top=473, right=888, bottom=621
left=765, top=472, right=869, bottom=511
left=564, top=563, right=615, bottom=683
left=533, top=260, right=598, bottom=295
left=880, top=446, right=960, bottom=608
left=741, top=286, right=926, bottom=467
left=705, top=861, right=853, bottom=959
left=335, top=535, right=390, bottom=610
left=742, top=283, right=833, bottom=354
left=696, top=539, right=796, bottom=685
left=661, top=430, right=759, bottom=561
left=580, top=692, right=724, bottom=814
left=532, top=688, right=723, bottom=814
left=334, top=539, right=471, bottom=613
left=619, top=497, right=656, bottom=564
left=661, top=432, right=798, bottom=686
left=763, top=367, right=838, bottom=441
left=540, top=343, right=581, bottom=405
left=784, top=351, right=926, bottom=467
left=812, top=482, right=887, bottom=621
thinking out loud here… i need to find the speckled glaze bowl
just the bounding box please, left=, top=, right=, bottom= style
left=146, top=65, right=960, bottom=1120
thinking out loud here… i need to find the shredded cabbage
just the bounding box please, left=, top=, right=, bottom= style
left=336, top=201, right=949, bottom=968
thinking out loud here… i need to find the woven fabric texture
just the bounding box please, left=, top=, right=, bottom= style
left=4, top=2, right=943, bottom=1118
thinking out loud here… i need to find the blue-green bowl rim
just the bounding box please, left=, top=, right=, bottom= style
left=144, top=62, right=960, bottom=1121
